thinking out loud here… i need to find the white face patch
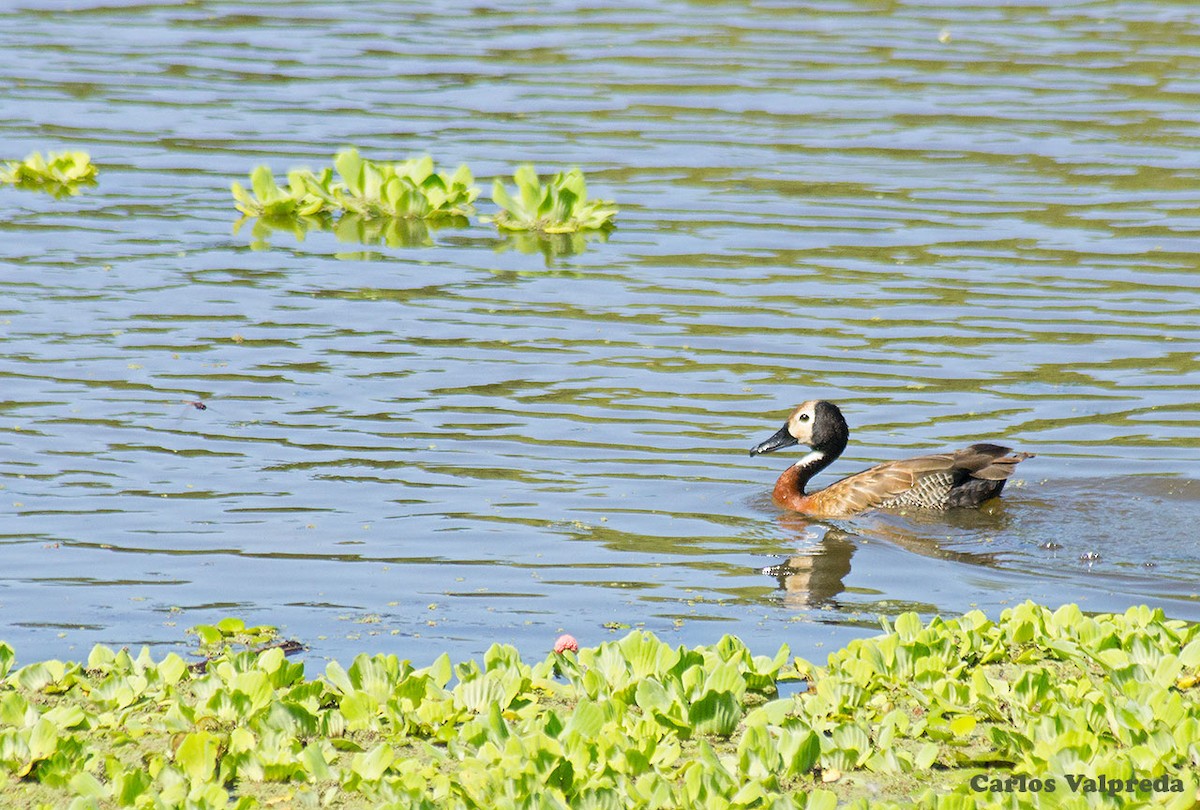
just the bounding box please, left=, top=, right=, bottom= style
left=794, top=450, right=825, bottom=469
left=787, top=400, right=818, bottom=444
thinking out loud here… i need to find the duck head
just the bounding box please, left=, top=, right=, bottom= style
left=750, top=399, right=849, bottom=462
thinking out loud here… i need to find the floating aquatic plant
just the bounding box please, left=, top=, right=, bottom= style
left=321, top=149, right=478, bottom=219
left=0, top=151, right=98, bottom=197
left=490, top=165, right=617, bottom=233
left=230, top=166, right=318, bottom=219
left=231, top=155, right=616, bottom=252
left=2, top=603, right=1195, bottom=807
left=231, top=149, right=478, bottom=223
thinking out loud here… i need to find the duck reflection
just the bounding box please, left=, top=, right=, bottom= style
left=762, top=526, right=855, bottom=608
left=763, top=510, right=1007, bottom=609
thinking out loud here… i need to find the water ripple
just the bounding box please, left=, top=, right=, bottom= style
left=0, top=0, right=1198, bottom=665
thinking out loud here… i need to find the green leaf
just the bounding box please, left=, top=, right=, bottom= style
left=492, top=178, right=522, bottom=218
left=914, top=741, right=940, bottom=770
left=382, top=176, right=403, bottom=210
left=215, top=617, right=246, bottom=635
left=158, top=653, right=187, bottom=685
left=230, top=182, right=257, bottom=212
left=451, top=163, right=473, bottom=188
left=634, top=678, right=674, bottom=713
left=949, top=715, right=977, bottom=736
left=702, top=660, right=745, bottom=697
left=17, top=660, right=65, bottom=692
left=174, top=731, right=220, bottom=783
left=894, top=612, right=923, bottom=641
left=351, top=743, right=394, bottom=782
left=339, top=691, right=376, bottom=729
left=69, top=770, right=108, bottom=800
left=324, top=660, right=354, bottom=695
left=411, top=155, right=434, bottom=183
left=29, top=717, right=58, bottom=761
left=301, top=741, right=333, bottom=782
left=249, top=166, right=279, bottom=203
left=806, top=789, right=839, bottom=810
left=192, top=625, right=223, bottom=646
left=731, top=780, right=767, bottom=805
left=688, top=690, right=741, bottom=737
left=334, top=148, right=364, bottom=195
left=751, top=699, right=793, bottom=727
left=0, top=691, right=31, bottom=726
left=112, top=766, right=152, bottom=805
left=360, top=162, right=383, bottom=201
left=427, top=652, right=453, bottom=689
left=514, top=164, right=540, bottom=210
left=398, top=184, right=422, bottom=217
left=560, top=169, right=587, bottom=201
left=1180, top=638, right=1200, bottom=668
left=556, top=187, right=578, bottom=220
left=736, top=724, right=782, bottom=784
left=563, top=699, right=606, bottom=738
left=454, top=676, right=506, bottom=714
left=87, top=644, right=117, bottom=671
left=44, top=704, right=86, bottom=730
left=536, top=183, right=556, bottom=218
left=0, top=643, right=13, bottom=679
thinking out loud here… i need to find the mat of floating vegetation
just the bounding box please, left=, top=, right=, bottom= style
left=0, top=602, right=1197, bottom=808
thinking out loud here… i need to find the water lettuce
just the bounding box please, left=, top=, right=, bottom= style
left=1, top=603, right=1196, bottom=808
left=231, top=150, right=479, bottom=222
left=231, top=155, right=617, bottom=251
left=490, top=165, right=618, bottom=233
left=0, top=151, right=98, bottom=197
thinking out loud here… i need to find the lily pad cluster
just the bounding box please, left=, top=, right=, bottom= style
left=0, top=151, right=98, bottom=197
left=231, top=151, right=617, bottom=244
left=0, top=603, right=1197, bottom=808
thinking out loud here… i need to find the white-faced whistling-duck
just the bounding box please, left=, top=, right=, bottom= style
left=750, top=400, right=1033, bottom=518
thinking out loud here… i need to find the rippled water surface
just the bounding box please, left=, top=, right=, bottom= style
left=2, top=0, right=1199, bottom=666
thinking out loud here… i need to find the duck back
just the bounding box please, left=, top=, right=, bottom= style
left=801, top=443, right=1032, bottom=516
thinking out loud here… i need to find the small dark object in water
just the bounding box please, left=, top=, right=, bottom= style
left=188, top=401, right=207, bottom=410
left=1039, top=541, right=1063, bottom=551
left=1079, top=552, right=1101, bottom=562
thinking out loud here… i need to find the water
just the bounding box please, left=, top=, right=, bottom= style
left=1, top=0, right=1198, bottom=668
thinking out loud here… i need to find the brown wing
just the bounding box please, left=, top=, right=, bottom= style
left=806, top=444, right=1032, bottom=516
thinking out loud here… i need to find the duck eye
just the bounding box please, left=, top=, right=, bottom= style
left=798, top=414, right=810, bottom=422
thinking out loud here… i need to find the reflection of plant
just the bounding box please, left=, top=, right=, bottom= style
left=490, top=165, right=617, bottom=233
left=495, top=228, right=610, bottom=267
left=235, top=211, right=467, bottom=251
left=231, top=150, right=478, bottom=222
left=0, top=151, right=98, bottom=197
left=332, top=212, right=444, bottom=248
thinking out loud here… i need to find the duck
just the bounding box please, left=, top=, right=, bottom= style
left=750, top=400, right=1033, bottom=518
